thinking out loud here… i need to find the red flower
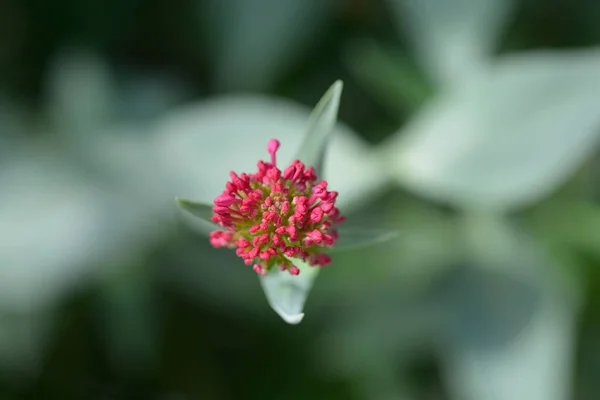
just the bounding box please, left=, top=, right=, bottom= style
left=209, top=139, right=345, bottom=276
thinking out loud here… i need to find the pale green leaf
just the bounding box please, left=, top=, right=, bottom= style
left=200, top=0, right=331, bottom=91
left=330, top=227, right=399, bottom=253
left=527, top=200, right=600, bottom=259
left=98, top=269, right=160, bottom=373
left=293, top=80, right=343, bottom=175
left=389, top=0, right=516, bottom=86
left=438, top=213, right=581, bottom=400
left=0, top=156, right=108, bottom=311
left=345, top=40, right=432, bottom=114
left=259, top=257, right=320, bottom=324
left=175, top=198, right=215, bottom=225
left=384, top=48, right=600, bottom=211
left=441, top=269, right=578, bottom=400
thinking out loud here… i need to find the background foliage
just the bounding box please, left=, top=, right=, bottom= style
left=2, top=0, right=600, bottom=399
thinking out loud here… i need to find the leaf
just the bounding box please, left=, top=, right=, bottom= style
left=345, top=40, right=432, bottom=114
left=441, top=275, right=578, bottom=400
left=293, top=80, right=343, bottom=175
left=0, top=311, right=52, bottom=373
left=0, top=156, right=108, bottom=312
left=175, top=198, right=214, bottom=223
left=199, top=0, right=331, bottom=91
left=527, top=200, right=600, bottom=260
left=175, top=198, right=222, bottom=237
left=45, top=48, right=116, bottom=134
left=435, top=264, right=542, bottom=351
left=97, top=269, right=161, bottom=374
left=388, top=0, right=516, bottom=86
left=436, top=213, right=581, bottom=400
left=259, top=257, right=320, bottom=324
left=384, top=48, right=600, bottom=211
left=330, top=227, right=399, bottom=253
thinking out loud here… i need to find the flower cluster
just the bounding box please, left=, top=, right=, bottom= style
left=209, top=139, right=345, bottom=276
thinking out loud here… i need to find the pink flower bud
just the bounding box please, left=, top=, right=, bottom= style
left=207, top=139, right=344, bottom=276
left=214, top=193, right=236, bottom=206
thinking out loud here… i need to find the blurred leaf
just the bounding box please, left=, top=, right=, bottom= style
left=388, top=0, right=516, bottom=86
left=1, top=128, right=173, bottom=318
left=175, top=198, right=222, bottom=237
left=330, top=227, right=398, bottom=253
left=345, top=40, right=432, bottom=114
left=0, top=310, right=52, bottom=375
left=527, top=200, right=600, bottom=259
left=45, top=48, right=116, bottom=134
left=44, top=50, right=180, bottom=250
left=437, top=212, right=581, bottom=400
left=431, top=215, right=545, bottom=349
left=59, top=124, right=178, bottom=262
left=156, top=94, right=385, bottom=214
left=200, top=0, right=331, bottom=91
left=0, top=156, right=108, bottom=312
left=175, top=198, right=214, bottom=224
left=442, top=289, right=578, bottom=400
left=434, top=264, right=542, bottom=350
left=293, top=80, right=343, bottom=175
left=315, top=283, right=444, bottom=400
left=0, top=100, right=27, bottom=163
left=97, top=268, right=161, bottom=374
left=259, top=257, right=320, bottom=324
left=383, top=48, right=600, bottom=211
left=118, top=71, right=191, bottom=120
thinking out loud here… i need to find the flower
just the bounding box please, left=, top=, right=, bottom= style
left=209, top=139, right=345, bottom=276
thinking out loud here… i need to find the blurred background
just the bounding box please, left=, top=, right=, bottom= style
left=2, top=0, right=600, bottom=399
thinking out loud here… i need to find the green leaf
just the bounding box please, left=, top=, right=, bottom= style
left=389, top=0, right=516, bottom=86
left=330, top=227, right=399, bottom=253
left=200, top=0, right=331, bottom=91
left=440, top=265, right=578, bottom=400
left=384, top=48, right=600, bottom=211
left=97, top=267, right=160, bottom=373
left=259, top=256, right=320, bottom=324
left=293, top=80, right=343, bottom=175
left=175, top=197, right=215, bottom=224
left=345, top=40, right=432, bottom=115
left=527, top=200, right=600, bottom=260
left=435, top=212, right=581, bottom=400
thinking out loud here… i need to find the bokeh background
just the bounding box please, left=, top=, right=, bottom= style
left=2, top=0, right=600, bottom=399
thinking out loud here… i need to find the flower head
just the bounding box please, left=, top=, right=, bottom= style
left=210, top=139, right=345, bottom=276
